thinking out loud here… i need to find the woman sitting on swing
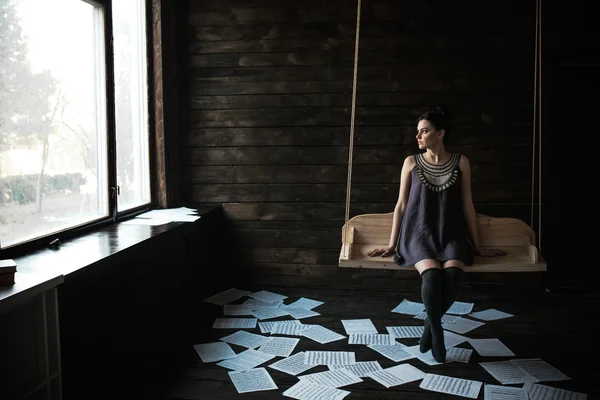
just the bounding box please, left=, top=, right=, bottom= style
left=368, top=106, right=505, bottom=362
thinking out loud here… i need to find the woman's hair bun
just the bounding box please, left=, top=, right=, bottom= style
left=417, top=105, right=455, bottom=137
left=432, top=105, right=454, bottom=121
left=433, top=106, right=445, bottom=115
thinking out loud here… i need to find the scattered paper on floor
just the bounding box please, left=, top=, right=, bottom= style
left=446, top=301, right=475, bottom=315
left=219, top=330, right=272, bottom=349
left=419, top=373, right=482, bottom=398
left=367, top=343, right=416, bottom=362
left=223, top=304, right=254, bottom=316
left=258, top=320, right=301, bottom=334
left=304, top=351, right=356, bottom=365
left=484, top=384, right=528, bottom=400
left=442, top=316, right=485, bottom=334
left=366, top=363, right=426, bottom=388
left=203, top=288, right=250, bottom=305
left=469, top=308, right=514, bottom=321
left=391, top=298, right=425, bottom=315
left=271, top=323, right=312, bottom=336
left=468, top=338, right=515, bottom=357
left=193, top=341, right=237, bottom=363
left=524, top=382, right=587, bottom=400
left=258, top=336, right=300, bottom=357
left=348, top=333, right=395, bottom=345
left=284, top=307, right=321, bottom=319
left=511, top=358, right=570, bottom=382
left=217, top=349, right=275, bottom=371
left=285, top=297, right=324, bottom=310
left=479, top=360, right=538, bottom=385
left=341, top=318, right=378, bottom=334
left=247, top=290, right=288, bottom=303
left=283, top=381, right=350, bottom=400
left=251, top=306, right=290, bottom=320
left=268, top=352, right=318, bottom=376
left=329, top=361, right=383, bottom=377
left=243, top=298, right=284, bottom=308
left=300, top=325, right=346, bottom=344
left=386, top=325, right=424, bottom=338
left=443, top=330, right=470, bottom=348
left=198, top=289, right=584, bottom=398
left=228, top=367, right=278, bottom=393
left=212, top=317, right=257, bottom=329
left=298, top=368, right=363, bottom=388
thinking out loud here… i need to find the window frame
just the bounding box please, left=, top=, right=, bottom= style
left=0, top=0, right=160, bottom=259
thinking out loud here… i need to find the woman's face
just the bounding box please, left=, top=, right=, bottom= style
left=416, top=119, right=443, bottom=149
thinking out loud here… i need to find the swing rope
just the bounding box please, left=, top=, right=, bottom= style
left=343, top=0, right=362, bottom=249
left=531, top=0, right=543, bottom=251
left=538, top=0, right=543, bottom=253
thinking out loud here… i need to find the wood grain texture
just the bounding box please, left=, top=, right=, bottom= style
left=184, top=146, right=533, bottom=166
left=189, top=22, right=357, bottom=42
left=222, top=203, right=390, bottom=222
left=191, top=183, right=531, bottom=204
left=243, top=247, right=341, bottom=265
left=190, top=74, right=530, bottom=91
left=184, top=125, right=533, bottom=146
left=189, top=93, right=351, bottom=110
left=189, top=38, right=356, bottom=54
left=188, top=93, right=528, bottom=111
left=221, top=202, right=532, bottom=223
left=182, top=0, right=538, bottom=278
left=190, top=66, right=353, bottom=83
left=188, top=164, right=530, bottom=184
left=152, top=0, right=167, bottom=207
left=188, top=6, right=358, bottom=26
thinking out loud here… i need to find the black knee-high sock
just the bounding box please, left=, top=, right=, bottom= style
left=419, top=268, right=446, bottom=362
left=420, top=317, right=433, bottom=353
left=442, top=267, right=463, bottom=313
left=420, top=268, right=463, bottom=355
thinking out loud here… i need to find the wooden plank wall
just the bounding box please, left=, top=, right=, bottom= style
left=539, top=0, right=598, bottom=292
left=182, top=0, right=537, bottom=291
left=352, top=0, right=535, bottom=219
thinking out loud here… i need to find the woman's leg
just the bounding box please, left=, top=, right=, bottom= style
left=419, top=260, right=465, bottom=357
left=441, top=260, right=464, bottom=316
left=415, top=259, right=446, bottom=362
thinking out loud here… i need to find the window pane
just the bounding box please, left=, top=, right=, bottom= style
left=113, top=0, right=151, bottom=212
left=0, top=0, right=108, bottom=249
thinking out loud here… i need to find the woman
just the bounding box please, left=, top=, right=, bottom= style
left=367, top=106, right=505, bottom=362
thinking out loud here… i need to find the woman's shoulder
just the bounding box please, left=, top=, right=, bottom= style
left=403, top=154, right=417, bottom=168
left=456, top=152, right=470, bottom=170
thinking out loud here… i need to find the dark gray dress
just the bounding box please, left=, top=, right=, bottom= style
left=394, top=152, right=475, bottom=267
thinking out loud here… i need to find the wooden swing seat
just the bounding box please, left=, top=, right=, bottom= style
left=339, top=213, right=546, bottom=272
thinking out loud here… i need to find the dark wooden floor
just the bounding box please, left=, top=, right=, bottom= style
left=139, top=285, right=598, bottom=400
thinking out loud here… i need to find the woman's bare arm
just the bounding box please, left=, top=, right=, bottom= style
left=368, top=156, right=414, bottom=256
left=459, top=154, right=505, bottom=257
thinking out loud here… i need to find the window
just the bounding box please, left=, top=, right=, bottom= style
left=113, top=0, right=151, bottom=212
left=0, top=0, right=152, bottom=250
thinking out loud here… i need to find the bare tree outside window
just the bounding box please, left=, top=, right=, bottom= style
left=0, top=0, right=108, bottom=248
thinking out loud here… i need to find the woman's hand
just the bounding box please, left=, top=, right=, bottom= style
left=368, top=246, right=395, bottom=257
left=476, top=248, right=507, bottom=257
